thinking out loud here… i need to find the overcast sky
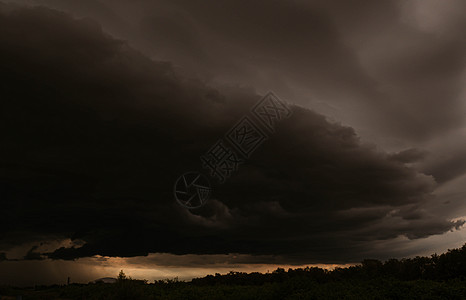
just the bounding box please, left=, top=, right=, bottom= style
left=1, top=0, right=465, bottom=286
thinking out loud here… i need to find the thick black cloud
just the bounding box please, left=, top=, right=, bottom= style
left=0, top=5, right=462, bottom=265
left=19, top=0, right=465, bottom=141
left=7, top=0, right=466, bottom=187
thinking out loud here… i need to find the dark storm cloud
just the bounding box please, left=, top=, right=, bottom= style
left=21, top=0, right=465, bottom=141
left=0, top=4, right=462, bottom=265
left=6, top=0, right=466, bottom=194
left=164, top=0, right=466, bottom=141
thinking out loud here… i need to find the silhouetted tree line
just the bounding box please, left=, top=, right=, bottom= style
left=191, top=244, right=466, bottom=286
left=4, top=245, right=466, bottom=299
